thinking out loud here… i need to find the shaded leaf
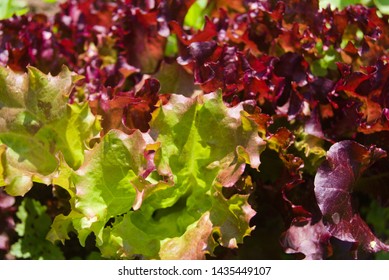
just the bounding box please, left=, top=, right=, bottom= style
left=11, top=198, right=64, bottom=259
left=0, top=188, right=16, bottom=259
left=281, top=219, right=331, bottom=259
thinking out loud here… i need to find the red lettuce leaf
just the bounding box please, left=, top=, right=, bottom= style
left=314, top=140, right=389, bottom=253
left=335, top=60, right=389, bottom=134
left=0, top=14, right=65, bottom=74
left=281, top=219, right=331, bottom=259
left=89, top=78, right=161, bottom=134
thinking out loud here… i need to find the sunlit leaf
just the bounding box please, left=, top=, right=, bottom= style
left=98, top=92, right=263, bottom=259
left=0, top=66, right=99, bottom=196
left=314, top=140, right=389, bottom=253
left=49, top=129, right=156, bottom=246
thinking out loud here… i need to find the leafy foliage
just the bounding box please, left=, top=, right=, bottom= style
left=0, top=0, right=28, bottom=20
left=11, top=197, right=64, bottom=259
left=1, top=0, right=389, bottom=260
left=0, top=66, right=99, bottom=196
left=49, top=92, right=262, bottom=259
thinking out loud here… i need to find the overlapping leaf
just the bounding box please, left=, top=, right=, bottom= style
left=98, top=92, right=263, bottom=259
left=11, top=198, right=64, bottom=260
left=335, top=61, right=389, bottom=134
left=48, top=129, right=161, bottom=246
left=0, top=66, right=99, bottom=196
left=1, top=0, right=389, bottom=260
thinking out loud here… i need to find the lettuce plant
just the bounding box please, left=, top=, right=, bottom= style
left=1, top=0, right=389, bottom=259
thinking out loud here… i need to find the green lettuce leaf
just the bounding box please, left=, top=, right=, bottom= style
left=48, top=129, right=161, bottom=246
left=49, top=91, right=262, bottom=259
left=159, top=212, right=213, bottom=260
left=10, top=198, right=64, bottom=260
left=0, top=66, right=99, bottom=196
left=99, top=92, right=263, bottom=259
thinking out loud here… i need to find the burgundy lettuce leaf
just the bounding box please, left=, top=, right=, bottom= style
left=255, top=120, right=314, bottom=221
left=318, top=59, right=389, bottom=140
left=173, top=7, right=320, bottom=118
left=321, top=95, right=363, bottom=140
left=177, top=41, right=248, bottom=98
left=267, top=128, right=313, bottom=220
left=334, top=60, right=389, bottom=134
left=272, top=53, right=311, bottom=118
left=242, top=1, right=389, bottom=63
left=314, top=140, right=389, bottom=253
left=77, top=50, right=141, bottom=102
left=332, top=5, right=389, bottom=65
left=113, top=8, right=167, bottom=74
left=245, top=107, right=272, bottom=137
left=159, top=0, right=196, bottom=25
left=243, top=54, right=275, bottom=105
left=177, top=40, right=283, bottom=108
left=89, top=78, right=161, bottom=134
left=170, top=17, right=218, bottom=63
left=281, top=219, right=331, bottom=259
left=227, top=1, right=319, bottom=56
left=52, top=0, right=118, bottom=69
left=0, top=14, right=65, bottom=74
left=122, top=78, right=162, bottom=132
left=279, top=154, right=309, bottom=220
left=55, top=0, right=168, bottom=74
left=228, top=1, right=284, bottom=55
